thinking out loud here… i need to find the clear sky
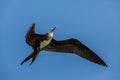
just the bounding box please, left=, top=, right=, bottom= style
left=0, top=0, right=120, bottom=80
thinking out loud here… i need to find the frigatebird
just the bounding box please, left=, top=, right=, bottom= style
left=20, top=23, right=107, bottom=66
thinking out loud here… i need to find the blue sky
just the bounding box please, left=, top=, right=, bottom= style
left=0, top=0, right=120, bottom=80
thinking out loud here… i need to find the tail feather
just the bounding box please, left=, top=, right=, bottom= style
left=20, top=50, right=40, bottom=65
left=29, top=52, right=39, bottom=65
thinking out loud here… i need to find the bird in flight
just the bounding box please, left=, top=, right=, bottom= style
left=20, top=23, right=107, bottom=67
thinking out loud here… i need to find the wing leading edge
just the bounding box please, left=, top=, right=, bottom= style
left=44, top=38, right=107, bottom=67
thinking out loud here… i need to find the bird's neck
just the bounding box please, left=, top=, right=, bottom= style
left=48, top=32, right=53, bottom=39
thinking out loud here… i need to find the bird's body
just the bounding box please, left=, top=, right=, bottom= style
left=40, top=34, right=53, bottom=49
left=21, top=23, right=107, bottom=67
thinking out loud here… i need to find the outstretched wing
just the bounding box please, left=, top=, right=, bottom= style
left=25, top=23, right=44, bottom=48
left=25, top=23, right=35, bottom=38
left=25, top=23, right=35, bottom=46
left=44, top=38, right=107, bottom=66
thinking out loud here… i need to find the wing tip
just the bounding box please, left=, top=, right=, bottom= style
left=100, top=62, right=108, bottom=67
left=96, top=59, right=108, bottom=67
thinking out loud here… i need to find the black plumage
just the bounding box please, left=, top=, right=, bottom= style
left=21, top=23, right=107, bottom=67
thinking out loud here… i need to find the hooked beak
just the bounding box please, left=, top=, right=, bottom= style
left=51, top=27, right=56, bottom=32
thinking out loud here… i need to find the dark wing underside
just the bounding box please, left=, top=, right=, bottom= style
left=25, top=23, right=35, bottom=38
left=25, top=23, right=46, bottom=48
left=44, top=38, right=107, bottom=66
left=25, top=23, right=35, bottom=46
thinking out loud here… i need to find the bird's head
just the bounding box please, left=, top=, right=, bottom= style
left=48, top=27, right=56, bottom=38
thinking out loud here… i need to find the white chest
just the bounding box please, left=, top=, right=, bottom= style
left=40, top=39, right=52, bottom=49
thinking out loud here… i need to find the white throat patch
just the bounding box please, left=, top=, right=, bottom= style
left=40, top=32, right=53, bottom=49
